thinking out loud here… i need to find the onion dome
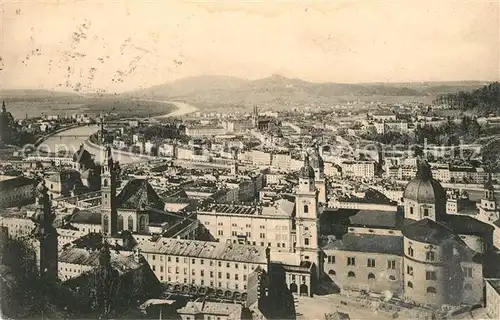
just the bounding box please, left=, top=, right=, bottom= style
left=299, top=154, right=315, bottom=179
left=403, top=160, right=446, bottom=203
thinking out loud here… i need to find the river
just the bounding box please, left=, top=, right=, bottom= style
left=39, top=101, right=197, bottom=164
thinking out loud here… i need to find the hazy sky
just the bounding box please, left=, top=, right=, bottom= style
left=1, top=0, right=499, bottom=93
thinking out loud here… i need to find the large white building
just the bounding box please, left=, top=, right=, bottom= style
left=198, top=200, right=294, bottom=251
left=136, top=237, right=268, bottom=290
left=340, top=160, right=376, bottom=178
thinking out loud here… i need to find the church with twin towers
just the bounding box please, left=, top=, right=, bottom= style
left=94, top=139, right=500, bottom=306
left=27, top=130, right=499, bottom=306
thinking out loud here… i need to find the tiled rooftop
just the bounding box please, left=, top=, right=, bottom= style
left=136, top=238, right=267, bottom=264
left=59, top=247, right=141, bottom=275
left=178, top=301, right=242, bottom=317
left=201, top=199, right=294, bottom=218
left=322, top=233, right=403, bottom=255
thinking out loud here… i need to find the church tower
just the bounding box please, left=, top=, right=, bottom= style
left=252, top=106, right=259, bottom=129
left=230, top=149, right=239, bottom=176
left=0, top=100, right=13, bottom=145
left=295, top=153, right=320, bottom=279
left=101, top=146, right=118, bottom=236
left=31, top=180, right=58, bottom=280
left=310, top=146, right=326, bottom=204
left=478, top=174, right=499, bottom=224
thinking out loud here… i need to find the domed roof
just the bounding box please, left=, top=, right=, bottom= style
left=402, top=218, right=459, bottom=245
left=309, top=147, right=324, bottom=169
left=403, top=161, right=446, bottom=203
left=299, top=154, right=315, bottom=179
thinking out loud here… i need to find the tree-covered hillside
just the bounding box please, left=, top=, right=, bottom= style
left=434, top=82, right=500, bottom=115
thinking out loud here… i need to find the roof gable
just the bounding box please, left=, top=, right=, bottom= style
left=116, top=179, right=165, bottom=211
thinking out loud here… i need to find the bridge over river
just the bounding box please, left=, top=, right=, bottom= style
left=39, top=101, right=197, bottom=164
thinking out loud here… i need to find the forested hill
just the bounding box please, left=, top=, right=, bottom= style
left=433, top=82, right=500, bottom=115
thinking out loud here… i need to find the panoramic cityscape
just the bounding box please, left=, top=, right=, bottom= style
left=1, top=1, right=500, bottom=319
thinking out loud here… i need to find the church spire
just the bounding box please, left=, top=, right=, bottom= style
left=31, top=179, right=58, bottom=280
left=1, top=100, right=6, bottom=113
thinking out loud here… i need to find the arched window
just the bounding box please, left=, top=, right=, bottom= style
left=128, top=216, right=134, bottom=231
left=117, top=216, right=124, bottom=232
left=304, top=205, right=309, bottom=214
left=427, top=287, right=436, bottom=294
left=464, top=283, right=472, bottom=290
left=103, top=179, right=108, bottom=187
left=423, top=208, right=429, bottom=217
left=347, top=271, right=356, bottom=278
left=407, top=247, right=414, bottom=257
left=426, top=251, right=435, bottom=261
left=103, top=214, right=109, bottom=233
left=139, top=215, right=147, bottom=232
left=407, top=281, right=413, bottom=288
left=328, top=270, right=336, bottom=276
left=368, top=273, right=375, bottom=280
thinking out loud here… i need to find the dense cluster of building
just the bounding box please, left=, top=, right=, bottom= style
left=2, top=102, right=500, bottom=319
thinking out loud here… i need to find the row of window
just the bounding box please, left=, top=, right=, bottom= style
left=407, top=247, right=436, bottom=261
left=340, top=271, right=397, bottom=281
left=149, top=255, right=250, bottom=270
left=185, top=315, right=224, bottom=320
left=406, top=266, right=437, bottom=280
left=158, top=276, right=248, bottom=291
left=407, top=281, right=473, bottom=291
left=102, top=215, right=147, bottom=232
left=153, top=266, right=249, bottom=281
left=215, top=237, right=288, bottom=248
left=409, top=207, right=430, bottom=217
left=328, top=269, right=397, bottom=281
left=339, top=257, right=397, bottom=269
left=213, top=222, right=269, bottom=229
left=406, top=266, right=474, bottom=279
left=60, top=266, right=82, bottom=273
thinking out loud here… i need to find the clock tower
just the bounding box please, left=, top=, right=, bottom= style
left=295, top=153, right=321, bottom=279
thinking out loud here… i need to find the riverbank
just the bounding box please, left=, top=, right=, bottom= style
left=40, top=100, right=198, bottom=164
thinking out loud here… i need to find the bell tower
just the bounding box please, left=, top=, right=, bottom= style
left=31, top=180, right=58, bottom=280
left=478, top=174, right=499, bottom=224
left=252, top=106, right=259, bottom=129
left=101, top=146, right=118, bottom=236
left=295, top=153, right=320, bottom=279
left=230, top=149, right=239, bottom=176
left=311, top=145, right=326, bottom=204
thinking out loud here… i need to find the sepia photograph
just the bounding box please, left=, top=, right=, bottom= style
left=0, top=0, right=499, bottom=319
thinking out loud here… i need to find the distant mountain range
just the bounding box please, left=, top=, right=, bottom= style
left=0, top=76, right=492, bottom=110
left=125, top=75, right=490, bottom=99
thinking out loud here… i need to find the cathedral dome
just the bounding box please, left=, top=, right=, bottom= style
left=299, top=155, right=315, bottom=179
left=403, top=161, right=446, bottom=204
